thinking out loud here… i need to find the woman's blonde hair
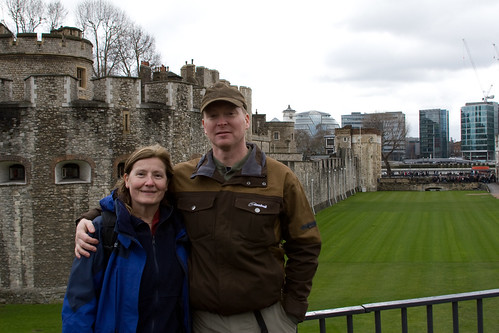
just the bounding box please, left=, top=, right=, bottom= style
left=115, top=144, right=174, bottom=209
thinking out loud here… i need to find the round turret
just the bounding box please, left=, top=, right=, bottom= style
left=0, top=25, right=94, bottom=101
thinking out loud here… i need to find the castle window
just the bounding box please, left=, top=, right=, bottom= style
left=62, top=163, right=80, bottom=179
left=123, top=111, right=130, bottom=134
left=9, top=164, right=25, bottom=181
left=0, top=162, right=27, bottom=185
left=77, top=67, right=87, bottom=89
left=55, top=160, right=91, bottom=184
left=273, top=131, right=280, bottom=140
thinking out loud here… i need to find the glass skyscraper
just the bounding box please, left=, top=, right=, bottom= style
left=419, top=109, right=449, bottom=158
left=293, top=110, right=339, bottom=136
left=461, top=102, right=498, bottom=161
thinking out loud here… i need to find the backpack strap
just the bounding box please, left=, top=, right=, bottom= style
left=100, top=210, right=118, bottom=261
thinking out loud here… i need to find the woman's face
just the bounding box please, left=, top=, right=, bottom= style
left=124, top=157, right=168, bottom=209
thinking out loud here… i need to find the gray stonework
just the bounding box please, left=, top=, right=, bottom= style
left=0, top=26, right=94, bottom=102
left=335, top=126, right=382, bottom=192
left=0, top=78, right=13, bottom=101
left=0, top=25, right=363, bottom=303
left=281, top=150, right=359, bottom=212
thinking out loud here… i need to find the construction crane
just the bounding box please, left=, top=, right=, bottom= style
left=493, top=43, right=499, bottom=60
left=462, top=38, right=494, bottom=102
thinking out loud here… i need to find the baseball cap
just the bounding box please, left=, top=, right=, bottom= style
left=201, top=82, right=247, bottom=112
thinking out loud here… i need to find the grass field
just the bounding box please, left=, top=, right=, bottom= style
left=0, top=303, right=62, bottom=332
left=1, top=190, right=499, bottom=332
left=300, top=190, right=499, bottom=332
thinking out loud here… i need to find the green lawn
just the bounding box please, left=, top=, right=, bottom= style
left=1, top=191, right=499, bottom=332
left=301, top=190, right=499, bottom=332
left=0, top=303, right=62, bottom=332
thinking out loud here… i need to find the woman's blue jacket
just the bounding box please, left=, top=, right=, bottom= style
left=62, top=196, right=191, bottom=332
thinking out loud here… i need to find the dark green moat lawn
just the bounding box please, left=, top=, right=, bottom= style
left=301, top=190, right=499, bottom=332
left=1, top=191, right=499, bottom=332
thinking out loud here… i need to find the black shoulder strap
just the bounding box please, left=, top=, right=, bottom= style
left=100, top=210, right=118, bottom=261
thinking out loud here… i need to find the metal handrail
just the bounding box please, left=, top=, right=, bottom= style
left=303, top=289, right=499, bottom=333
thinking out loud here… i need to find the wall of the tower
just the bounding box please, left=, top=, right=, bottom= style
left=0, top=26, right=94, bottom=101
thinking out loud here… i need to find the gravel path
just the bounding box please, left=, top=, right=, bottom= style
left=486, top=183, right=499, bottom=199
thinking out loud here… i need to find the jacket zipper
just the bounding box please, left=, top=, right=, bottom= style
left=151, top=235, right=160, bottom=332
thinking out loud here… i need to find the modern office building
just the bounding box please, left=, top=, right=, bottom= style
left=461, top=101, right=498, bottom=161
left=342, top=111, right=407, bottom=161
left=405, top=137, right=420, bottom=159
left=419, top=109, right=449, bottom=158
left=283, top=107, right=339, bottom=136
left=341, top=112, right=365, bottom=128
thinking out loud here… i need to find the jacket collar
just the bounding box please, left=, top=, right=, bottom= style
left=112, top=196, right=174, bottom=238
left=191, top=142, right=267, bottom=179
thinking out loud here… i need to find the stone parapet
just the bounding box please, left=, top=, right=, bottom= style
left=0, top=29, right=92, bottom=60
left=24, top=75, right=78, bottom=107
left=92, top=76, right=141, bottom=108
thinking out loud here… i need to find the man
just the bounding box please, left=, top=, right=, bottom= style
left=75, top=82, right=321, bottom=332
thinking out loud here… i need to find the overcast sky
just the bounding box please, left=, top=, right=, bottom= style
left=22, top=0, right=499, bottom=139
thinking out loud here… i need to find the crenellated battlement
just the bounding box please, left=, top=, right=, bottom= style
left=0, top=25, right=92, bottom=60
left=0, top=24, right=94, bottom=102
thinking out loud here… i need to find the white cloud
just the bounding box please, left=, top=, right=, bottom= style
left=49, top=0, right=499, bottom=140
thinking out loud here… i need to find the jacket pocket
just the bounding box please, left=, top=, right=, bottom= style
left=232, top=197, right=281, bottom=245
left=176, top=194, right=216, bottom=241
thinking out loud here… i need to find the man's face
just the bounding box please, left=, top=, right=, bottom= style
left=202, top=101, right=250, bottom=151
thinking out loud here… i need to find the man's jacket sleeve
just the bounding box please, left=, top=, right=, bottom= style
left=281, top=172, right=322, bottom=322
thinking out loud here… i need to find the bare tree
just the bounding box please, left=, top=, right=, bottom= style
left=76, top=0, right=130, bottom=77
left=4, top=0, right=24, bottom=33
left=116, top=23, right=161, bottom=77
left=4, top=0, right=45, bottom=33
left=46, top=0, right=67, bottom=31
left=363, top=112, right=408, bottom=176
left=295, top=125, right=331, bottom=158
left=295, top=129, right=314, bottom=159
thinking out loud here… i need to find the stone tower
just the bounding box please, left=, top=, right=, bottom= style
left=335, top=126, right=382, bottom=191
left=0, top=25, right=94, bottom=101
left=282, top=105, right=296, bottom=122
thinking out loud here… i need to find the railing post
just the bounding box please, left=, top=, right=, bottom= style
left=452, top=301, right=459, bottom=333
left=401, top=307, right=408, bottom=333
left=426, top=304, right=433, bottom=333
left=375, top=310, right=381, bottom=333
left=319, top=318, right=326, bottom=333
left=477, top=299, right=483, bottom=333
left=347, top=314, right=354, bottom=333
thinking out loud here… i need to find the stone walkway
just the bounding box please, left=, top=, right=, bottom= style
left=486, top=183, right=499, bottom=199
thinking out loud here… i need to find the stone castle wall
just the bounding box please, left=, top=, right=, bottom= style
left=0, top=75, right=212, bottom=302
left=335, top=127, right=382, bottom=192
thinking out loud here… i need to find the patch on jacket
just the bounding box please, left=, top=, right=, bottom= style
left=301, top=221, right=317, bottom=230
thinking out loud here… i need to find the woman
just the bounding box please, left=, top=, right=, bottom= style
left=62, top=144, right=190, bottom=333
